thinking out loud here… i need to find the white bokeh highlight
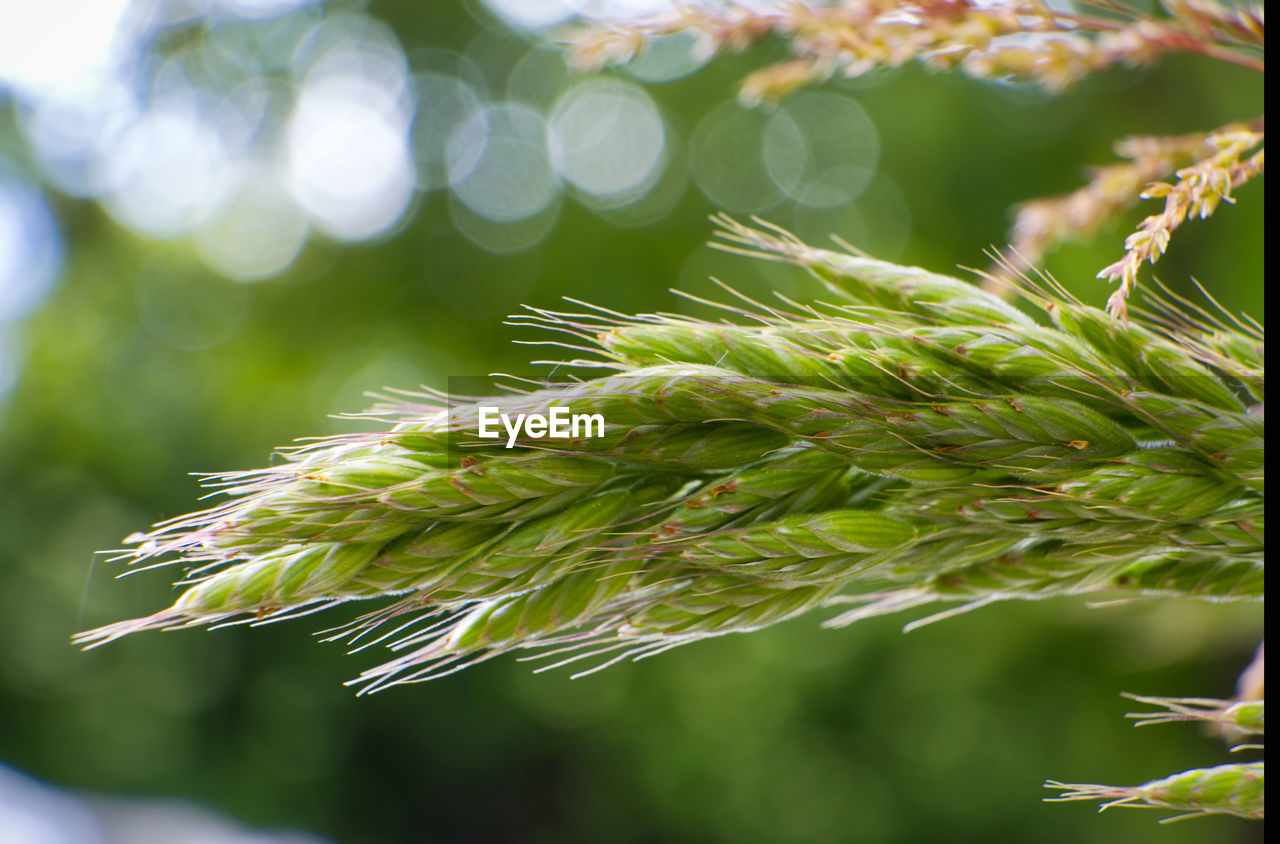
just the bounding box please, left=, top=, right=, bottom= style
left=447, top=103, right=559, bottom=223
left=413, top=73, right=483, bottom=190
left=194, top=163, right=311, bottom=281
left=690, top=103, right=785, bottom=213
left=549, top=79, right=666, bottom=206
left=286, top=76, right=415, bottom=241
left=623, top=31, right=709, bottom=83
left=0, top=179, right=63, bottom=323
left=764, top=92, right=879, bottom=208
left=101, top=103, right=236, bottom=238
left=216, top=0, right=320, bottom=20
left=0, top=0, right=135, bottom=98
left=19, top=77, right=139, bottom=198
left=284, top=14, right=416, bottom=241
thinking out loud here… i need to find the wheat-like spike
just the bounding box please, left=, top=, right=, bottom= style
left=332, top=447, right=888, bottom=671
left=77, top=223, right=1262, bottom=699
left=1045, top=763, right=1264, bottom=821
left=335, top=495, right=1260, bottom=689
left=132, top=449, right=626, bottom=554
left=565, top=2, right=1264, bottom=101
left=333, top=481, right=1261, bottom=685
left=382, top=365, right=1148, bottom=488
left=650, top=446, right=892, bottom=535
left=713, top=215, right=1037, bottom=328
left=1123, top=694, right=1265, bottom=735
left=77, top=478, right=693, bottom=645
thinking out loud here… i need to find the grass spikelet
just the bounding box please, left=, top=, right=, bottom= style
left=1045, top=763, right=1264, bottom=821
left=77, top=221, right=1263, bottom=702
left=1124, top=694, right=1264, bottom=736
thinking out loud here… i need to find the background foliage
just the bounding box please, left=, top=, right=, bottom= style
left=0, top=1, right=1263, bottom=841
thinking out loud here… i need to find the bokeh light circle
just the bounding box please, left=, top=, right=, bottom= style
left=449, top=192, right=562, bottom=254
left=412, top=72, right=483, bottom=191
left=282, top=12, right=416, bottom=241
left=217, top=0, right=321, bottom=21
left=690, top=102, right=785, bottom=213
left=101, top=104, right=235, bottom=238
left=764, top=92, right=879, bottom=208
left=447, top=103, right=559, bottom=223
left=194, top=162, right=311, bottom=281
left=549, top=79, right=666, bottom=207
left=0, top=0, right=135, bottom=98
left=0, top=177, right=63, bottom=323
left=624, top=31, right=709, bottom=83
left=590, top=126, right=689, bottom=229
left=19, top=77, right=138, bottom=198
left=476, top=0, right=578, bottom=31
left=507, top=48, right=572, bottom=110
left=286, top=74, right=416, bottom=241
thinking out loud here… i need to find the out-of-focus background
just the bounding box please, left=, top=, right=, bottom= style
left=0, top=1, right=1263, bottom=842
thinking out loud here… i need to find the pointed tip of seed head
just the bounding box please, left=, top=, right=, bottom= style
left=73, top=611, right=178, bottom=649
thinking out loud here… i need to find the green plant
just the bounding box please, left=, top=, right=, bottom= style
left=78, top=216, right=1262, bottom=818
left=78, top=0, right=1263, bottom=825
left=1047, top=763, right=1264, bottom=821
left=567, top=0, right=1265, bottom=317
